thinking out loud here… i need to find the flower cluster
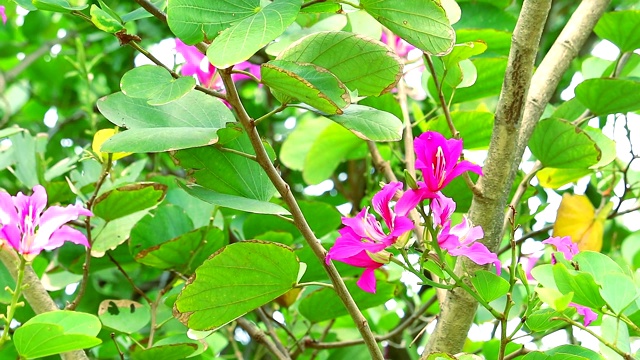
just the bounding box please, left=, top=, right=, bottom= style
left=0, top=185, right=92, bottom=259
left=327, top=131, right=496, bottom=293
left=174, top=39, right=261, bottom=90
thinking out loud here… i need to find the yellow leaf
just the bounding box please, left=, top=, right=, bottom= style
left=553, top=194, right=606, bottom=252
left=92, top=129, right=132, bottom=161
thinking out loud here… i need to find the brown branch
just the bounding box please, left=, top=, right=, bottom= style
left=219, top=69, right=383, bottom=360
left=423, top=0, right=552, bottom=355
left=236, top=318, right=289, bottom=360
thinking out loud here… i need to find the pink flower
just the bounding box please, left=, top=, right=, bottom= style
left=327, top=182, right=416, bottom=293
left=414, top=131, right=483, bottom=195
left=542, top=236, right=578, bottom=264
left=0, top=185, right=92, bottom=258
left=569, top=303, right=597, bottom=326
left=175, top=39, right=217, bottom=88
left=0, top=6, right=6, bottom=25
left=519, top=255, right=540, bottom=281
left=232, top=61, right=261, bottom=82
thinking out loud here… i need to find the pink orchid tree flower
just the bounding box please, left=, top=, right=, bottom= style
left=542, top=236, right=578, bottom=264
left=0, top=185, right=92, bottom=259
left=0, top=6, right=6, bottom=25
left=414, top=131, right=483, bottom=196
left=430, top=193, right=501, bottom=273
left=327, top=182, right=417, bottom=293
left=175, top=39, right=217, bottom=88
left=381, top=31, right=416, bottom=58
left=569, top=303, right=597, bottom=326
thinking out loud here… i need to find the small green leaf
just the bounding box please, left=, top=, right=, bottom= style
left=298, top=279, right=396, bottom=322
left=91, top=210, right=150, bottom=257
left=262, top=60, right=350, bottom=114
left=526, top=308, right=569, bottom=332
left=129, top=205, right=194, bottom=260
left=361, top=0, right=455, bottom=55
left=326, top=104, right=402, bottom=141
left=575, top=78, right=640, bottom=116
left=278, top=31, right=402, bottom=96
left=98, top=300, right=151, bottom=334
left=93, top=183, right=167, bottom=221
left=529, top=118, right=601, bottom=169
left=535, top=287, right=572, bottom=311
left=174, top=241, right=300, bottom=330
left=553, top=263, right=606, bottom=309
left=32, top=0, right=88, bottom=12
left=90, top=4, right=124, bottom=33
left=121, top=65, right=195, bottom=105
left=97, top=91, right=235, bottom=152
left=180, top=183, right=290, bottom=215
left=546, top=345, right=605, bottom=360
left=594, top=11, right=640, bottom=52
left=14, top=311, right=102, bottom=358
left=206, top=0, right=302, bottom=68
left=121, top=0, right=166, bottom=22
left=134, top=226, right=227, bottom=273
left=471, top=270, right=509, bottom=303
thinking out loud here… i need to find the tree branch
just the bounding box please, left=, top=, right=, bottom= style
left=423, top=0, right=552, bottom=355
left=219, top=69, right=384, bottom=360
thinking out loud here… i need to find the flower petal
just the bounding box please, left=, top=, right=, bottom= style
left=395, top=182, right=437, bottom=216
left=357, top=267, right=378, bottom=293
left=569, top=303, right=598, bottom=326
left=0, top=191, right=18, bottom=225
left=372, top=182, right=402, bottom=229
left=46, top=225, right=90, bottom=250
left=1, top=224, right=22, bottom=253
left=33, top=204, right=92, bottom=252
left=430, top=193, right=456, bottom=227
left=449, top=242, right=499, bottom=266
left=542, top=236, right=579, bottom=261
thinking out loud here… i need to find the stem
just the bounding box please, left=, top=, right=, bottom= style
left=295, top=282, right=334, bottom=289
left=254, top=104, right=287, bottom=125
left=552, top=316, right=635, bottom=360
left=257, top=308, right=290, bottom=359
left=219, top=69, right=384, bottom=359
left=237, top=318, right=289, bottom=360
left=0, top=256, right=26, bottom=346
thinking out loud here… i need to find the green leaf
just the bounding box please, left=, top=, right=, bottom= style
left=120, top=65, right=195, bottom=105
left=446, top=57, right=508, bottom=103
left=167, top=0, right=260, bottom=45
left=553, top=263, right=606, bottom=309
left=575, top=78, right=640, bottom=116
left=526, top=308, right=569, bottom=332
left=135, top=226, right=227, bottom=273
left=303, top=122, right=367, bottom=184
left=90, top=4, right=124, bottom=33
left=93, top=183, right=167, bottom=221
left=98, top=300, right=151, bottom=334
left=131, top=344, right=198, bottom=360
left=361, top=0, right=455, bottom=55
left=600, top=273, right=638, bottom=314
left=534, top=287, right=573, bottom=311
left=529, top=118, right=601, bottom=169
left=129, top=205, right=194, bottom=260
left=262, top=60, right=350, bottom=114
left=546, top=345, right=605, bottom=360
left=422, top=111, right=494, bottom=150
left=91, top=210, right=150, bottom=257
left=325, top=104, right=402, bottom=141
left=97, top=91, right=235, bottom=153
left=594, top=11, right=640, bottom=53
left=471, top=270, right=509, bottom=303
left=32, top=0, right=88, bottom=12
left=14, top=311, right=102, bottom=358
left=456, top=29, right=511, bottom=57
left=572, top=251, right=626, bottom=286
left=121, top=0, right=166, bottom=22
left=174, top=241, right=300, bottom=330
left=180, top=183, right=290, bottom=215
left=173, top=134, right=276, bottom=201
left=536, top=168, right=593, bottom=189
left=206, top=0, right=302, bottom=68
left=583, top=128, right=616, bottom=169
left=278, top=31, right=402, bottom=96
left=298, top=279, right=396, bottom=322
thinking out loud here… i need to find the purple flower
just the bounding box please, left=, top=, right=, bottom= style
left=414, top=131, right=483, bottom=195
left=430, top=194, right=500, bottom=273
left=0, top=6, right=6, bottom=25
left=327, top=182, right=416, bottom=293
left=542, top=236, right=578, bottom=264
left=0, top=185, right=92, bottom=259
left=175, top=39, right=217, bottom=88
left=569, top=303, right=597, bottom=326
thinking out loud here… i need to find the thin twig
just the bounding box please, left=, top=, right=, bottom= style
left=257, top=308, right=290, bottom=359
left=106, top=252, right=152, bottom=303
left=237, top=318, right=289, bottom=360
